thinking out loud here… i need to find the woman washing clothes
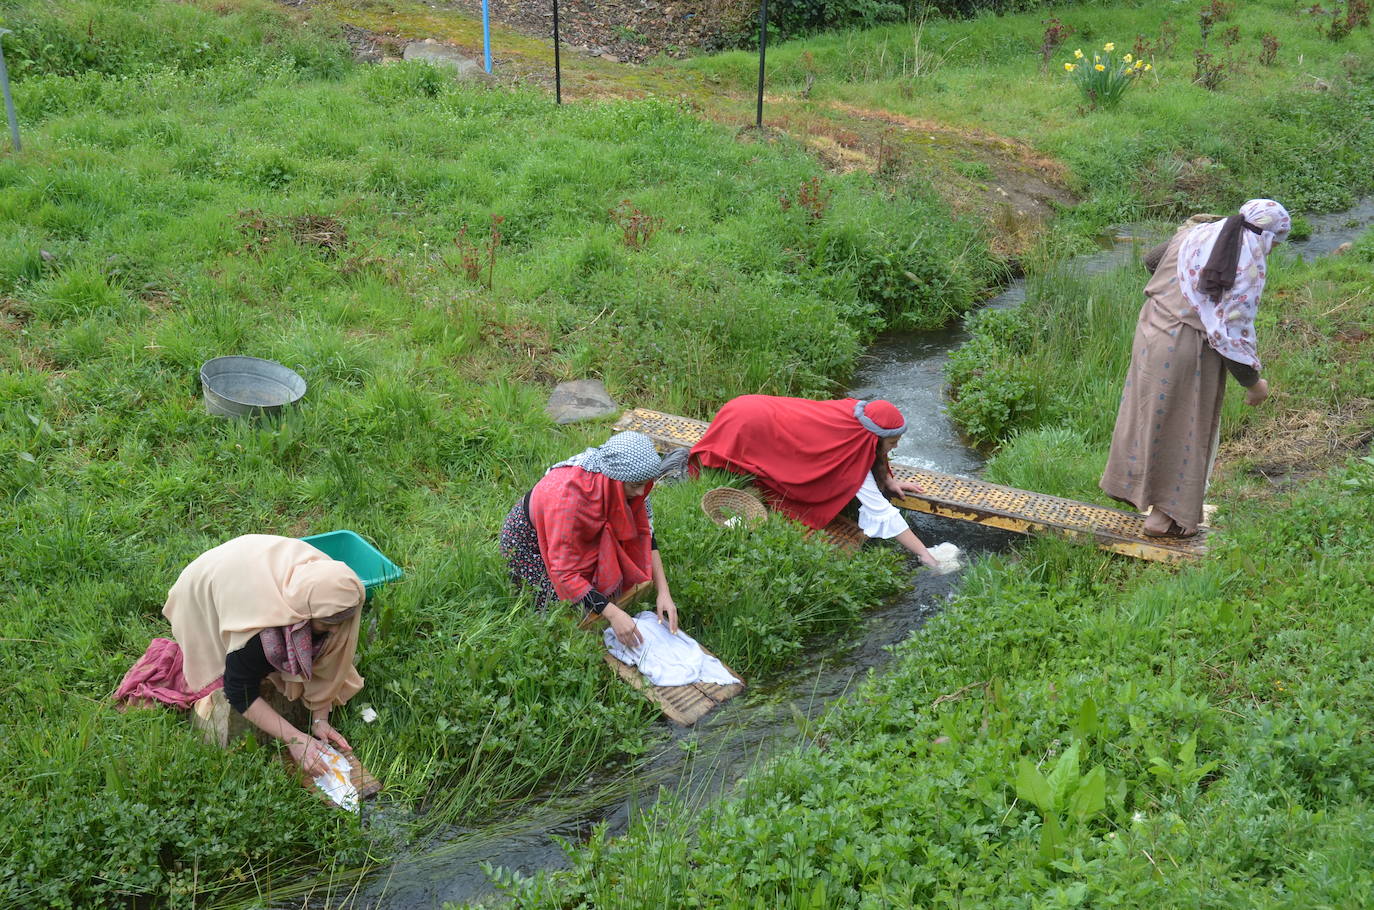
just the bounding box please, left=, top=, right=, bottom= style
left=1101, top=198, right=1291, bottom=537
left=501, top=431, right=677, bottom=649
left=116, top=534, right=368, bottom=779
left=689, top=395, right=941, bottom=569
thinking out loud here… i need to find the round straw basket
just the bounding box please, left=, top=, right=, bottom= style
left=701, top=487, right=767, bottom=528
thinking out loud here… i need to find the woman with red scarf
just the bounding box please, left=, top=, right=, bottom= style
left=690, top=395, right=940, bottom=568
left=501, top=431, right=676, bottom=647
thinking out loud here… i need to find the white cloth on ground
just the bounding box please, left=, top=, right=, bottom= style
left=311, top=744, right=359, bottom=812
left=604, top=611, right=741, bottom=687
left=855, top=472, right=910, bottom=539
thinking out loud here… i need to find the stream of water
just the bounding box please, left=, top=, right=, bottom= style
left=353, top=202, right=1373, bottom=909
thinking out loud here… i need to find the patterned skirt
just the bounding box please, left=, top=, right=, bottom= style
left=499, top=496, right=558, bottom=611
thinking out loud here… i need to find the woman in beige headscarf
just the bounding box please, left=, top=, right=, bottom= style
left=162, top=534, right=366, bottom=778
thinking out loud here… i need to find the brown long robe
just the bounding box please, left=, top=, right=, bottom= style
left=1100, top=231, right=1227, bottom=533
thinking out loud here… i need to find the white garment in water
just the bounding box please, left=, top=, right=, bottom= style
left=604, top=611, right=742, bottom=687
left=926, top=542, right=963, bottom=576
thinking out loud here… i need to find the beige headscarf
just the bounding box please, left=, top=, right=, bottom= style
left=164, top=535, right=366, bottom=711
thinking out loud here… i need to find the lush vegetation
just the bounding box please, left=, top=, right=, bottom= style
left=682, top=0, right=1374, bottom=229
left=0, top=1, right=942, bottom=905
left=478, top=4, right=1374, bottom=906
left=497, top=446, right=1374, bottom=908
left=2, top=0, right=1372, bottom=906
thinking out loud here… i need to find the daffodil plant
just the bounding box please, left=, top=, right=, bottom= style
left=1063, top=42, right=1152, bottom=109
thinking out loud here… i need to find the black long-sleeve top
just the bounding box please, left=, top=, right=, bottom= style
left=223, top=634, right=272, bottom=714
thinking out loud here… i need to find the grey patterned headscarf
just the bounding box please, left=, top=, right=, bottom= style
left=550, top=431, right=663, bottom=483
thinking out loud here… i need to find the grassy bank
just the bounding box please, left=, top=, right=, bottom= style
left=673, top=0, right=1374, bottom=234
left=495, top=235, right=1374, bottom=907
left=0, top=1, right=945, bottom=905
left=3, top=0, right=1373, bottom=905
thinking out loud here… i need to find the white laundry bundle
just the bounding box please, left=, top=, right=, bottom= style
left=604, top=611, right=742, bottom=687
left=926, top=542, right=963, bottom=576
left=311, top=744, right=360, bottom=812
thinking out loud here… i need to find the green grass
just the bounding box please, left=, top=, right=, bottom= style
left=0, top=1, right=926, bottom=905
left=495, top=412, right=1374, bottom=908
left=495, top=141, right=1374, bottom=910
left=673, top=0, right=1374, bottom=227
left=3, top=0, right=1374, bottom=905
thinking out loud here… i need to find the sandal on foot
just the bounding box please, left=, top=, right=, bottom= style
left=1143, top=520, right=1199, bottom=539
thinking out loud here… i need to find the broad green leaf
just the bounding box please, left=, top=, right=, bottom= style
left=1016, top=758, right=1053, bottom=813
left=1179, top=732, right=1198, bottom=768
left=1073, top=697, right=1099, bottom=739
left=1047, top=742, right=1081, bottom=805
left=1038, top=810, right=1064, bottom=865
left=1069, top=766, right=1106, bottom=822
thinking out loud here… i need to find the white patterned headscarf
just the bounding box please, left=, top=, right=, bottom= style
left=1176, top=198, right=1291, bottom=370
left=550, top=431, right=663, bottom=483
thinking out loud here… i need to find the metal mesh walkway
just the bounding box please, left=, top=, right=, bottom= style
left=615, top=408, right=1207, bottom=564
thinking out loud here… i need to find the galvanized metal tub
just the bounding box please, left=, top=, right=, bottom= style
left=199, top=356, right=306, bottom=418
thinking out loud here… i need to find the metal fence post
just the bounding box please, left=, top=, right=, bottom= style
left=553, top=0, right=562, bottom=104
left=482, top=0, right=492, bottom=73
left=755, top=0, right=768, bottom=129
left=0, top=29, right=20, bottom=153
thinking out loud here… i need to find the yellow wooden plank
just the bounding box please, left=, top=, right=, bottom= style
left=615, top=407, right=1207, bottom=563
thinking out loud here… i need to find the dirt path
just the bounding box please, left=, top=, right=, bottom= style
left=293, top=0, right=1073, bottom=256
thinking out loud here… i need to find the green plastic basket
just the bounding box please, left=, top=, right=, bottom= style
left=299, top=530, right=402, bottom=601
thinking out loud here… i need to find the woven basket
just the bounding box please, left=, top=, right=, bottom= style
left=701, top=487, right=767, bottom=528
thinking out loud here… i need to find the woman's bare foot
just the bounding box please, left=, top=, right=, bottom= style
left=1142, top=509, right=1199, bottom=538
left=1142, top=508, right=1173, bottom=536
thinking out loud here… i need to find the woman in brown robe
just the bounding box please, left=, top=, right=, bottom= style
left=1101, top=199, right=1291, bottom=537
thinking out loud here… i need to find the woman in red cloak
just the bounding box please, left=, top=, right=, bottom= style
left=500, top=431, right=675, bottom=648
left=690, top=395, right=939, bottom=568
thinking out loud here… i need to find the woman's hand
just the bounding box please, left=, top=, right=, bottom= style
left=310, top=716, right=352, bottom=753
left=1245, top=377, right=1270, bottom=407
left=892, top=480, right=926, bottom=499
left=604, top=604, right=643, bottom=649
left=656, top=591, right=679, bottom=635
left=287, top=736, right=334, bottom=778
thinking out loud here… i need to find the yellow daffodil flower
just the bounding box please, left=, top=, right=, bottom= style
left=1124, top=53, right=1133, bottom=63
left=1095, top=63, right=1105, bottom=71
left=1074, top=49, right=1084, bottom=59
left=1104, top=42, right=1115, bottom=52
left=1144, top=63, right=1153, bottom=71
left=1064, top=62, right=1077, bottom=72
left=1094, top=54, right=1101, bottom=62
left=1134, top=60, right=1144, bottom=69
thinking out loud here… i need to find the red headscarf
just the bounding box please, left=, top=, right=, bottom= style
left=529, top=466, right=654, bottom=603
left=690, top=395, right=905, bottom=530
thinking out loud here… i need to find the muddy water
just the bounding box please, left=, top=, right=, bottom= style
left=358, top=202, right=1373, bottom=908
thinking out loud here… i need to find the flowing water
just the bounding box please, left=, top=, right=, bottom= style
left=353, top=202, right=1373, bottom=908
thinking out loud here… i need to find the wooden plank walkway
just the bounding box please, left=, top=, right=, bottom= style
left=615, top=408, right=1208, bottom=564
left=580, top=581, right=747, bottom=724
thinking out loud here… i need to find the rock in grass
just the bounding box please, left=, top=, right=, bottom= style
left=547, top=379, right=618, bottom=424
left=402, top=40, right=492, bottom=81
